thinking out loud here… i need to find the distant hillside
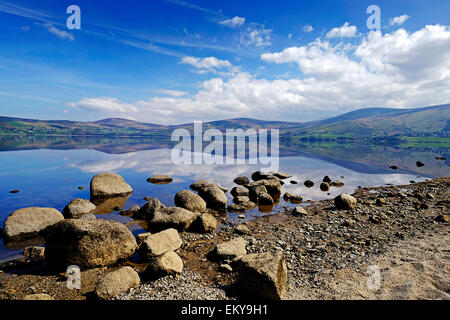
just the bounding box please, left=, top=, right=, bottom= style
left=0, top=104, right=448, bottom=139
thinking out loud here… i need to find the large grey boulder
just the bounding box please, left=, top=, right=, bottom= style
left=150, top=207, right=199, bottom=232
left=236, top=251, right=287, bottom=300
left=90, top=173, right=133, bottom=199
left=174, top=190, right=207, bottom=213
left=214, top=237, right=247, bottom=260
left=138, top=228, right=182, bottom=260
left=62, top=199, right=96, bottom=219
left=198, top=185, right=228, bottom=210
left=45, top=219, right=137, bottom=269
left=334, top=193, right=357, bottom=210
left=95, top=266, right=140, bottom=300
left=3, top=207, right=64, bottom=241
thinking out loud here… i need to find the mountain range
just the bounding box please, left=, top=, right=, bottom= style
left=0, top=103, right=449, bottom=139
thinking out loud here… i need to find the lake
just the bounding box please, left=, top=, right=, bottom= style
left=0, top=136, right=448, bottom=262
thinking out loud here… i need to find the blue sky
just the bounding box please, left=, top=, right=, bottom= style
left=0, top=0, right=449, bottom=124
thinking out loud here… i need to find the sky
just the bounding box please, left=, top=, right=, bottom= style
left=0, top=0, right=449, bottom=124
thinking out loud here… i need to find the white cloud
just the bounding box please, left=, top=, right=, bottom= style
left=155, top=89, right=188, bottom=97
left=326, top=22, right=357, bottom=38
left=180, top=56, right=236, bottom=74
left=69, top=25, right=450, bottom=124
left=219, top=16, right=245, bottom=28
left=43, top=23, right=74, bottom=40
left=68, top=97, right=138, bottom=113
left=302, top=24, right=314, bottom=32
left=390, top=15, right=410, bottom=26
left=241, top=27, right=272, bottom=47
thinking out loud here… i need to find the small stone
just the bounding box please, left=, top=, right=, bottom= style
left=214, top=237, right=247, bottom=260
left=323, top=176, right=332, bottom=183
left=334, top=193, right=357, bottom=210
left=435, top=215, right=449, bottom=223
left=24, top=246, right=45, bottom=263
left=95, top=266, right=140, bottom=300
left=136, top=232, right=152, bottom=244
left=145, top=251, right=183, bottom=277
left=416, top=161, right=425, bottom=167
left=304, top=180, right=314, bottom=188
left=320, top=182, right=330, bottom=192
left=292, top=206, right=308, bottom=216
left=234, top=176, right=250, bottom=186
left=220, top=264, right=233, bottom=272
left=146, top=175, right=173, bottom=184
left=234, top=224, right=250, bottom=235
left=9, top=189, right=20, bottom=194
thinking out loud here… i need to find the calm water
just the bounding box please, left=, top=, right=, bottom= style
left=0, top=136, right=448, bottom=262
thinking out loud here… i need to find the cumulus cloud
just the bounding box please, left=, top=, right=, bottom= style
left=43, top=23, right=74, bottom=40
left=390, top=15, right=410, bottom=26
left=180, top=56, right=234, bottom=74
left=69, top=25, right=450, bottom=124
left=219, top=16, right=245, bottom=28
left=326, top=22, right=357, bottom=38
left=302, top=24, right=314, bottom=32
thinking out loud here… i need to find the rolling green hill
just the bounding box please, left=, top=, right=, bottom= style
left=0, top=103, right=448, bottom=140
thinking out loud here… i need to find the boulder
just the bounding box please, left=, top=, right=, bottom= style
left=150, top=207, right=198, bottom=231
left=251, top=171, right=277, bottom=181
left=190, top=180, right=213, bottom=192
left=227, top=204, right=246, bottom=212
left=283, top=193, right=303, bottom=203
left=320, top=182, right=330, bottom=192
left=3, top=207, right=64, bottom=241
left=257, top=193, right=274, bottom=205
left=233, top=196, right=250, bottom=204
left=95, top=266, right=140, bottom=300
left=45, top=219, right=137, bottom=269
left=23, top=294, right=54, bottom=300
left=304, top=180, right=314, bottom=188
left=120, top=205, right=140, bottom=216
left=248, top=184, right=268, bottom=200
left=137, top=198, right=166, bottom=220
left=334, top=193, right=357, bottom=210
left=138, top=228, right=182, bottom=260
left=90, top=173, right=133, bottom=199
left=236, top=251, right=287, bottom=300
left=146, top=175, right=173, bottom=184
left=24, top=246, right=45, bottom=263
left=331, top=180, right=344, bottom=188
left=62, top=199, right=96, bottom=219
left=145, top=251, right=183, bottom=278
left=198, top=185, right=227, bottom=210
left=272, top=171, right=292, bottom=179
left=233, top=176, right=250, bottom=186
left=214, top=237, right=247, bottom=260
left=192, top=213, right=217, bottom=233
left=230, top=186, right=249, bottom=197
left=174, top=190, right=207, bottom=213
left=248, top=179, right=281, bottom=195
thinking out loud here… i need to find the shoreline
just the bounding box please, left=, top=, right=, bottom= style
left=0, top=176, right=448, bottom=300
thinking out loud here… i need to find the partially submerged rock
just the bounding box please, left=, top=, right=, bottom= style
left=45, top=219, right=137, bottom=269
left=251, top=171, right=277, bottom=182
left=233, top=176, right=249, bottom=186
left=95, top=266, right=140, bottom=300
left=272, top=171, right=292, bottom=179
left=138, top=228, right=182, bottom=260
left=236, top=250, right=287, bottom=300
left=283, top=192, right=303, bottom=203
left=227, top=204, right=246, bottom=212
left=150, top=207, right=199, bottom=232
left=198, top=185, right=227, bottom=210
left=320, top=182, right=330, bottom=192
left=62, top=199, right=96, bottom=219
left=137, top=198, right=166, bottom=220
left=3, top=207, right=64, bottom=241
left=248, top=179, right=281, bottom=195
left=90, top=173, right=133, bottom=199
left=331, top=180, right=344, bottom=188
left=334, top=193, right=357, bottom=210
left=304, top=180, right=314, bottom=188
left=147, top=175, right=173, bottom=184
left=230, top=186, right=249, bottom=197
left=257, top=193, right=274, bottom=205
left=323, top=176, right=332, bottom=183
left=174, top=190, right=207, bottom=213
left=120, top=205, right=140, bottom=216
